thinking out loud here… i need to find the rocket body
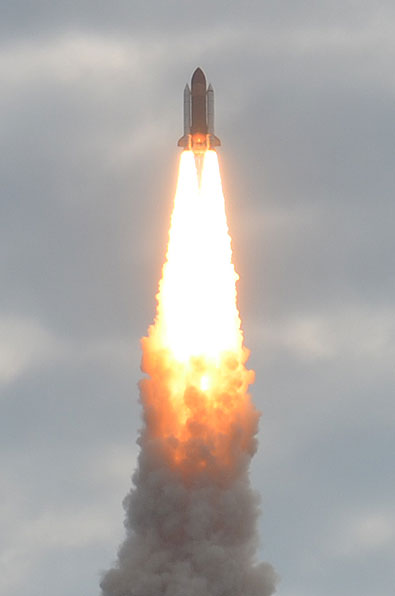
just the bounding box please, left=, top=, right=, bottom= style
left=178, top=68, right=221, bottom=153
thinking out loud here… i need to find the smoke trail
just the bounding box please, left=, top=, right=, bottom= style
left=100, top=152, right=277, bottom=596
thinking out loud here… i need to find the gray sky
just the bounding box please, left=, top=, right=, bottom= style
left=1, top=1, right=394, bottom=595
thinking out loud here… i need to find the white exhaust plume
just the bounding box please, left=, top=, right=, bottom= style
left=100, top=151, right=277, bottom=596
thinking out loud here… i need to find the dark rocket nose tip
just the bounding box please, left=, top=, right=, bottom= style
left=192, top=67, right=206, bottom=86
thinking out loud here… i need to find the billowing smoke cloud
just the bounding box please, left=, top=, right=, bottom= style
left=100, top=347, right=277, bottom=596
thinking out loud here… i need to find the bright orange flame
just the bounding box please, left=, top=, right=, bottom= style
left=141, top=150, right=258, bottom=480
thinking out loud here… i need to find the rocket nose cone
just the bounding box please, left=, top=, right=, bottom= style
left=191, top=67, right=206, bottom=86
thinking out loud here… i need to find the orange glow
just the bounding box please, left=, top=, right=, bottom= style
left=141, top=150, right=258, bottom=480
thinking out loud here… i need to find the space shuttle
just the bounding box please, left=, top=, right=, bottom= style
left=178, top=68, right=221, bottom=153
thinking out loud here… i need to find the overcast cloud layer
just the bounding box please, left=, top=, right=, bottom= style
left=1, top=2, right=394, bottom=595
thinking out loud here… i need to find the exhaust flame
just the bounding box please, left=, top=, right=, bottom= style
left=100, top=150, right=277, bottom=596
left=154, top=150, right=241, bottom=361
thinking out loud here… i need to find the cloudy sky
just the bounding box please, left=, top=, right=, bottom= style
left=1, top=1, right=394, bottom=595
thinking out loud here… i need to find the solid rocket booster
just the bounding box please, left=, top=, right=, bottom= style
left=178, top=68, right=221, bottom=153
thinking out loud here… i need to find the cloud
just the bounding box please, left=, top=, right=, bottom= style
left=0, top=314, right=139, bottom=388
left=0, top=35, right=134, bottom=89
left=328, top=509, right=395, bottom=558
left=256, top=306, right=395, bottom=363
left=0, top=316, right=62, bottom=384
left=89, top=442, right=139, bottom=489
left=0, top=504, right=117, bottom=594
